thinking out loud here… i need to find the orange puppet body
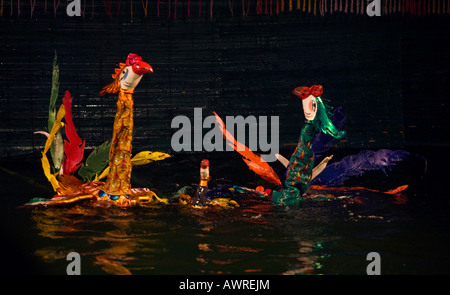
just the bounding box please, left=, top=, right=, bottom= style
left=102, top=88, right=135, bottom=196
left=98, top=53, right=153, bottom=202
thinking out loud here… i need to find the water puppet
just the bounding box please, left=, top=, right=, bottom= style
left=271, top=85, right=346, bottom=204
left=23, top=53, right=170, bottom=208
left=97, top=53, right=154, bottom=205
left=215, top=85, right=411, bottom=205
left=175, top=159, right=240, bottom=209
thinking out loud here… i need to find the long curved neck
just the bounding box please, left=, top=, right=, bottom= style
left=102, top=88, right=135, bottom=196
left=118, top=88, right=134, bottom=101
left=284, top=122, right=319, bottom=192
left=109, top=88, right=134, bottom=159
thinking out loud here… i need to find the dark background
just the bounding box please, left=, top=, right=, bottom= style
left=0, top=1, right=449, bottom=158
left=0, top=1, right=449, bottom=276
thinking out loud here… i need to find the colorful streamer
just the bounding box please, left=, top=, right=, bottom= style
left=41, top=104, right=65, bottom=192
left=2, top=0, right=450, bottom=20
left=141, top=0, right=148, bottom=18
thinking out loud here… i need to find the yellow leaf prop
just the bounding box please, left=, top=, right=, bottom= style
left=41, top=104, right=65, bottom=192
left=137, top=190, right=169, bottom=205
left=130, top=151, right=171, bottom=166
left=96, top=151, right=171, bottom=180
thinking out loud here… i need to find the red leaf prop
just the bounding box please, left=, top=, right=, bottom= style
left=62, top=90, right=86, bottom=175
left=214, top=112, right=281, bottom=186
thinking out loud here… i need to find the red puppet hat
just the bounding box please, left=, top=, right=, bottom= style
left=200, top=159, right=210, bottom=169
left=292, top=85, right=323, bottom=100
left=126, top=53, right=153, bottom=75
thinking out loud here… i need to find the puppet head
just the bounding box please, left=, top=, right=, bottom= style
left=119, top=53, right=153, bottom=90
left=293, top=85, right=346, bottom=139
left=100, top=53, right=153, bottom=96
left=200, top=159, right=210, bottom=182
left=293, top=85, right=323, bottom=121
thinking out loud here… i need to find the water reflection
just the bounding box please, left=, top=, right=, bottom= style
left=32, top=203, right=169, bottom=274
left=29, top=190, right=408, bottom=275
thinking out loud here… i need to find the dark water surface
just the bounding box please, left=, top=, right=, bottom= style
left=1, top=147, right=449, bottom=275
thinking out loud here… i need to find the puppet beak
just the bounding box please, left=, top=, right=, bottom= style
left=132, top=60, right=153, bottom=75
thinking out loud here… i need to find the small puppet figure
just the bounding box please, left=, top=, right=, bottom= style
left=98, top=53, right=153, bottom=204
left=192, top=159, right=211, bottom=207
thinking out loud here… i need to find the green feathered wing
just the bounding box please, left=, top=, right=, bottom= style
left=48, top=52, right=64, bottom=172
left=77, top=140, right=111, bottom=182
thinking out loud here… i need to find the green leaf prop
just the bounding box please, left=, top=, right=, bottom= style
left=77, top=140, right=111, bottom=181
left=48, top=51, right=64, bottom=172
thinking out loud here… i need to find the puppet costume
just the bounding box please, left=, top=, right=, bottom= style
left=272, top=85, right=346, bottom=204
left=101, top=88, right=134, bottom=196
left=98, top=53, right=153, bottom=202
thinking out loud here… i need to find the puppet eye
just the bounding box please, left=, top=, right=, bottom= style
left=120, top=69, right=129, bottom=81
